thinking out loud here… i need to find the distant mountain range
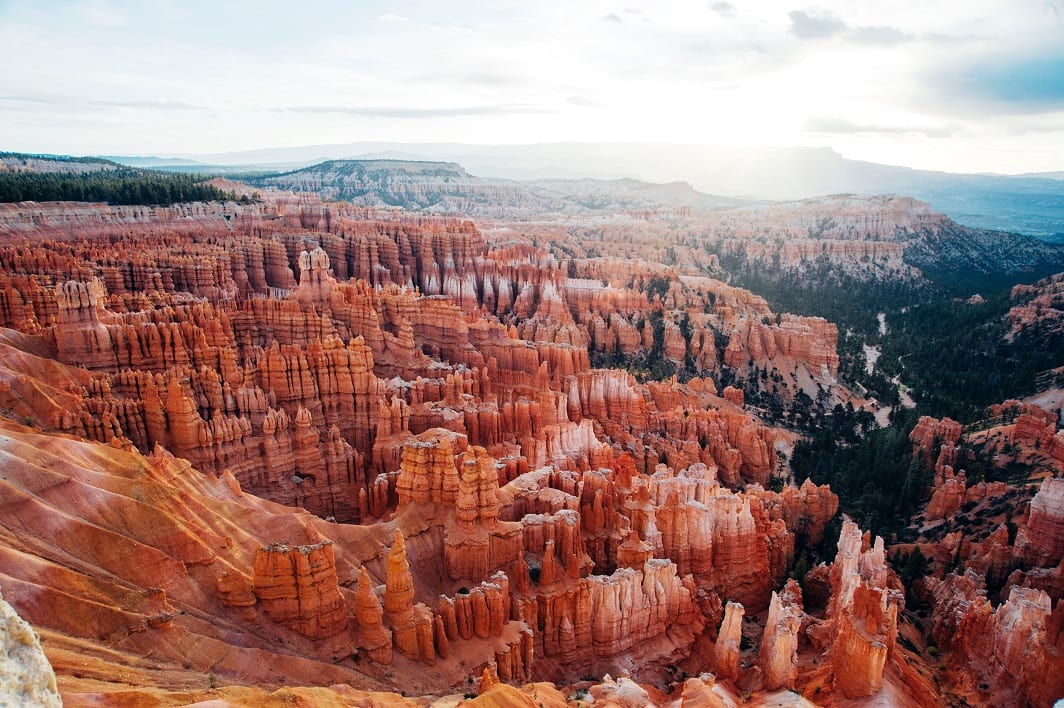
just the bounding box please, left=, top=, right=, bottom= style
left=107, top=142, right=1064, bottom=241
left=99, top=155, right=208, bottom=168
left=248, top=159, right=744, bottom=216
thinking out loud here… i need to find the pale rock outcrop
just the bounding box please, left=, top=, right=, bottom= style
left=0, top=588, right=61, bottom=708
left=588, top=674, right=651, bottom=707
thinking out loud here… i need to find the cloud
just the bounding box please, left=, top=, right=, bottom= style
left=378, top=14, right=408, bottom=22
left=921, top=31, right=984, bottom=45
left=709, top=2, right=736, bottom=18
left=788, top=9, right=846, bottom=39
left=459, top=73, right=522, bottom=87
left=0, top=95, right=204, bottom=111
left=276, top=104, right=554, bottom=118
left=788, top=11, right=910, bottom=46
left=804, top=116, right=880, bottom=134
left=409, top=71, right=524, bottom=88
left=92, top=99, right=205, bottom=110
left=602, top=13, right=624, bottom=24
left=620, top=7, right=651, bottom=23
left=848, top=26, right=910, bottom=46
left=75, top=2, right=127, bottom=28
left=0, top=95, right=70, bottom=107
left=803, top=116, right=957, bottom=138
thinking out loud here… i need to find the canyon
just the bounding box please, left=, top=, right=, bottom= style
left=0, top=164, right=1061, bottom=707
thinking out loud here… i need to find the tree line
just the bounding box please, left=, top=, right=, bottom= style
left=0, top=169, right=231, bottom=206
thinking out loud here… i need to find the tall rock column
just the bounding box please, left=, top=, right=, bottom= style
left=1018, top=477, right=1064, bottom=567
left=445, top=446, right=521, bottom=583
left=384, top=531, right=420, bottom=659
left=713, top=601, right=744, bottom=680
left=294, top=244, right=334, bottom=305
left=165, top=376, right=205, bottom=462
left=353, top=567, right=392, bottom=664
left=826, top=520, right=901, bottom=699
left=760, top=580, right=803, bottom=690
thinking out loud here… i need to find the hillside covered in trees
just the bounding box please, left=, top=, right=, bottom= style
left=0, top=153, right=231, bottom=206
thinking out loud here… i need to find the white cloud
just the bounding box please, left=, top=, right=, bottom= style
left=0, top=0, right=1060, bottom=173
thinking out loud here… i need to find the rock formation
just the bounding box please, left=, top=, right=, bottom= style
left=354, top=567, right=392, bottom=664
left=1018, top=477, right=1064, bottom=568
left=1010, top=271, right=1064, bottom=338
left=0, top=588, right=61, bottom=708
left=930, top=571, right=1064, bottom=706
left=760, top=580, right=803, bottom=690
left=712, top=601, right=743, bottom=680
left=252, top=541, right=349, bottom=640
left=925, top=467, right=968, bottom=521
left=769, top=479, right=839, bottom=547
left=650, top=463, right=793, bottom=609
left=909, top=415, right=963, bottom=467
left=821, top=520, right=902, bottom=699
left=383, top=531, right=421, bottom=659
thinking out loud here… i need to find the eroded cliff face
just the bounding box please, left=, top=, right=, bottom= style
left=0, top=372, right=839, bottom=702
left=522, top=195, right=933, bottom=286
left=907, top=409, right=1064, bottom=579
left=252, top=541, right=349, bottom=639
left=538, top=192, right=1064, bottom=294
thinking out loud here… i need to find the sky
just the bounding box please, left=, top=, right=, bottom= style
left=1, top=0, right=1063, bottom=174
